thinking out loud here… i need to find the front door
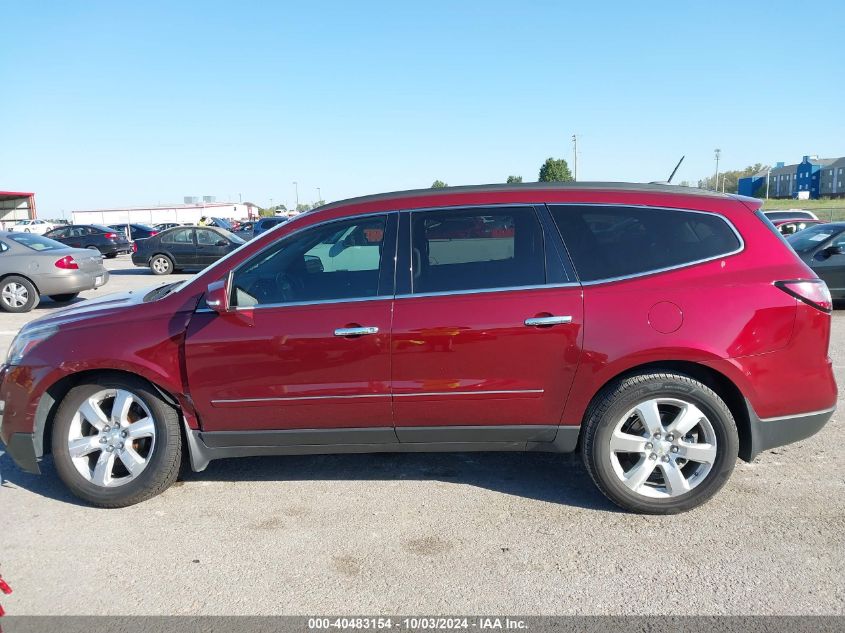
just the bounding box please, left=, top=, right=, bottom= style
left=391, top=205, right=584, bottom=441
left=812, top=232, right=845, bottom=295
left=195, top=228, right=231, bottom=267
left=184, top=213, right=397, bottom=434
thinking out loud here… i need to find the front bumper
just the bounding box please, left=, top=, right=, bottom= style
left=744, top=400, right=836, bottom=461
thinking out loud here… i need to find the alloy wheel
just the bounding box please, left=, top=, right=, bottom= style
left=608, top=397, right=717, bottom=498
left=152, top=257, right=170, bottom=274
left=1, top=282, right=29, bottom=308
left=66, top=389, right=157, bottom=488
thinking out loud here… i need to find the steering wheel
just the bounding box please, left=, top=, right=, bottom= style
left=274, top=272, right=303, bottom=302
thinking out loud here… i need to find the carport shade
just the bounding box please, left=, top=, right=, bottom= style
left=0, top=191, right=37, bottom=223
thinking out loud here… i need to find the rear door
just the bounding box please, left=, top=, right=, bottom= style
left=391, top=205, right=584, bottom=442
left=160, top=228, right=198, bottom=267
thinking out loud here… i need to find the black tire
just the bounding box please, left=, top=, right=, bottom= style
left=582, top=371, right=739, bottom=514
left=150, top=254, right=173, bottom=275
left=105, top=252, right=118, bottom=259
left=0, top=275, right=39, bottom=313
left=49, top=293, right=79, bottom=302
left=51, top=375, right=182, bottom=508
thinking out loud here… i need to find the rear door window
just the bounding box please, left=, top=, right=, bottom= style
left=410, top=206, right=545, bottom=294
left=548, top=205, right=742, bottom=282
left=163, top=228, right=195, bottom=244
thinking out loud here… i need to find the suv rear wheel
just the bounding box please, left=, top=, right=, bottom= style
left=51, top=375, right=182, bottom=508
left=582, top=372, right=738, bottom=514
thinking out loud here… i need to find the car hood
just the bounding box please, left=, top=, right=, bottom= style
left=23, top=285, right=169, bottom=332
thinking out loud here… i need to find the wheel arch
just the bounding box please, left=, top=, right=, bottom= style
left=34, top=368, right=184, bottom=458
left=575, top=360, right=753, bottom=462
left=0, top=272, right=40, bottom=294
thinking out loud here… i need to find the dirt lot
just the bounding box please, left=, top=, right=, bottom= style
left=0, top=255, right=843, bottom=615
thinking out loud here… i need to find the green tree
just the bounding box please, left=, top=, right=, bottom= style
left=296, top=203, right=313, bottom=213
left=538, top=157, right=573, bottom=182
left=431, top=180, right=448, bottom=188
left=506, top=175, right=523, bottom=183
left=697, top=163, right=767, bottom=194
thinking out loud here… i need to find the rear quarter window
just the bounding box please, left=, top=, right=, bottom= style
left=548, top=205, right=741, bottom=282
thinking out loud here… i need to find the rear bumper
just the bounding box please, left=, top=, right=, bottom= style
left=744, top=400, right=835, bottom=461
left=36, top=269, right=109, bottom=295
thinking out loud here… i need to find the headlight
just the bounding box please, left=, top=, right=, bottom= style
left=6, top=325, right=58, bottom=365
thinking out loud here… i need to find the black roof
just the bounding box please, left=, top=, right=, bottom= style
left=316, top=181, right=740, bottom=214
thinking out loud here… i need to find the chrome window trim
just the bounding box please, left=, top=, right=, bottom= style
left=394, top=282, right=579, bottom=300
left=547, top=203, right=746, bottom=286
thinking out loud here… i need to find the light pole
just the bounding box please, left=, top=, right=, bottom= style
left=293, top=182, right=299, bottom=209
left=316, top=187, right=322, bottom=202
left=766, top=168, right=771, bottom=199
left=714, top=149, right=721, bottom=191
left=572, top=134, right=578, bottom=181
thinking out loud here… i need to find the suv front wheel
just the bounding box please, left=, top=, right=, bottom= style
left=582, top=372, right=739, bottom=514
left=51, top=375, right=182, bottom=508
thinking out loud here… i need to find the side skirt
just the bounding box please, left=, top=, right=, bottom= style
left=182, top=423, right=581, bottom=472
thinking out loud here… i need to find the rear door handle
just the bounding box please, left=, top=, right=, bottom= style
left=524, top=316, right=573, bottom=327
left=334, top=326, right=379, bottom=337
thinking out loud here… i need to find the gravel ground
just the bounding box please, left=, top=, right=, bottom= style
left=0, top=255, right=843, bottom=615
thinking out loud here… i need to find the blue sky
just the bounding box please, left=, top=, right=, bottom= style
left=2, top=1, right=844, bottom=216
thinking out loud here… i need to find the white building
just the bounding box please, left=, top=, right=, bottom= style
left=72, top=201, right=254, bottom=226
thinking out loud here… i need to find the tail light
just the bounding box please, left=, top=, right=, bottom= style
left=54, top=255, right=79, bottom=270
left=150, top=231, right=158, bottom=236
left=132, top=242, right=138, bottom=253
left=104, top=232, right=118, bottom=239
left=775, top=279, right=832, bottom=313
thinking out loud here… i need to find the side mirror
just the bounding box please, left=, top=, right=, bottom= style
left=205, top=278, right=230, bottom=314
left=216, top=239, right=228, bottom=247
left=826, top=245, right=845, bottom=256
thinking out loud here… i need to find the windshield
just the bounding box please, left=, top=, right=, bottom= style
left=786, top=225, right=844, bottom=251
left=7, top=233, right=66, bottom=251
left=211, top=217, right=232, bottom=230
left=219, top=229, right=246, bottom=244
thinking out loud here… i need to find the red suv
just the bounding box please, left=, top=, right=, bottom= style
left=0, top=183, right=837, bottom=513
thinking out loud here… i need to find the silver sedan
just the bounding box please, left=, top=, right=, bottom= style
left=0, top=231, right=109, bottom=312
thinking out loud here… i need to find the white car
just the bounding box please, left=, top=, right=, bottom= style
left=8, top=219, right=56, bottom=235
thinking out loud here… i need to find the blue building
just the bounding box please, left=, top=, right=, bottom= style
left=738, top=155, right=843, bottom=199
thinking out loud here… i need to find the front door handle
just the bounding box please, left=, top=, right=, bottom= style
left=334, top=326, right=379, bottom=337
left=524, top=315, right=573, bottom=327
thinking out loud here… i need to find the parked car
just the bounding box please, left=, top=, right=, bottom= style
left=0, top=231, right=108, bottom=312
left=108, top=223, right=159, bottom=241
left=0, top=183, right=837, bottom=512
left=763, top=210, right=819, bottom=221
left=253, top=216, right=287, bottom=236
left=45, top=224, right=131, bottom=258
left=786, top=222, right=845, bottom=299
left=7, top=219, right=55, bottom=235
left=771, top=218, right=825, bottom=235
left=131, top=225, right=245, bottom=274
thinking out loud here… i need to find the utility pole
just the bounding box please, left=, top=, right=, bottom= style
left=316, top=187, right=322, bottom=202
left=572, top=134, right=578, bottom=181
left=293, top=181, right=299, bottom=208
left=714, top=149, right=721, bottom=191
left=766, top=168, right=770, bottom=199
